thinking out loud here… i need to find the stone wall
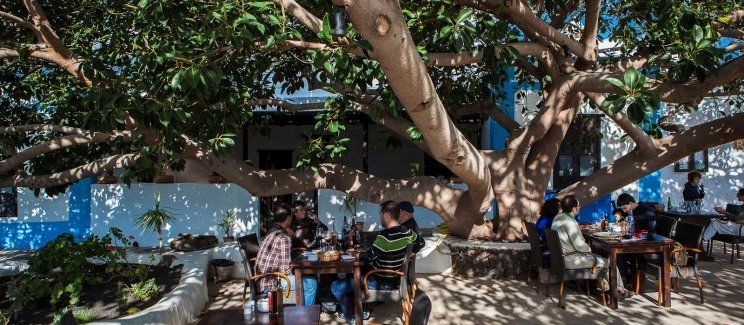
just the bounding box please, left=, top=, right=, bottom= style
left=445, top=238, right=530, bottom=279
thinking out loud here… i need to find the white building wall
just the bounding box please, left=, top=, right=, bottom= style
left=89, top=183, right=259, bottom=247
left=0, top=188, right=69, bottom=224
left=659, top=99, right=744, bottom=209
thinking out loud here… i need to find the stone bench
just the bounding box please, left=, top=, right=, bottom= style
left=444, top=237, right=530, bottom=279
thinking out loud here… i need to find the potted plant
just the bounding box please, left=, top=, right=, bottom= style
left=218, top=211, right=237, bottom=242
left=136, top=193, right=177, bottom=253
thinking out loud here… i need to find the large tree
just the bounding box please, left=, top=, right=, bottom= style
left=1, top=0, right=743, bottom=240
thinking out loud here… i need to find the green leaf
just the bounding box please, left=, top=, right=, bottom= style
left=693, top=25, right=704, bottom=43
left=170, top=71, right=184, bottom=90
left=605, top=78, right=625, bottom=89
left=454, top=8, right=473, bottom=24
left=623, top=68, right=639, bottom=90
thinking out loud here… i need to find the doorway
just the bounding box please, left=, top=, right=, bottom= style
left=258, top=150, right=294, bottom=235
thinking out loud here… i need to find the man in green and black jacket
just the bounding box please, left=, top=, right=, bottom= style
left=331, top=200, right=423, bottom=323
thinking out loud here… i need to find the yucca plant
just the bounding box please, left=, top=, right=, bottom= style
left=136, top=194, right=176, bottom=253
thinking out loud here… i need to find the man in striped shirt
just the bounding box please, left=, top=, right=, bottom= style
left=331, top=200, right=423, bottom=323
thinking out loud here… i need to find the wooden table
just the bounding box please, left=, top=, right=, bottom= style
left=291, top=257, right=364, bottom=325
left=657, top=211, right=721, bottom=228
left=587, top=234, right=675, bottom=309
left=198, top=305, right=321, bottom=325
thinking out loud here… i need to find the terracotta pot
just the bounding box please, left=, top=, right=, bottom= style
left=209, top=175, right=227, bottom=184
left=223, top=236, right=235, bottom=243
left=153, top=175, right=175, bottom=183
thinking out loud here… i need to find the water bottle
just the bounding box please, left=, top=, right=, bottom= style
left=628, top=214, right=635, bottom=237
left=666, top=197, right=672, bottom=212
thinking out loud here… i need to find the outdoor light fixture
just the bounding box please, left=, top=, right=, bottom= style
left=331, top=5, right=347, bottom=37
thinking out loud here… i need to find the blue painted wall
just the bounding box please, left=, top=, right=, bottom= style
left=0, top=178, right=92, bottom=249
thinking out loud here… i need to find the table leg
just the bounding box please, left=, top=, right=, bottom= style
left=294, top=268, right=305, bottom=306
left=609, top=249, right=618, bottom=309
left=662, top=244, right=672, bottom=307
left=354, top=266, right=363, bottom=325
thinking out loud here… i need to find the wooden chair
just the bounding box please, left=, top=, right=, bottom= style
left=639, top=221, right=706, bottom=304
left=706, top=225, right=743, bottom=264
left=544, top=229, right=607, bottom=308
left=363, top=245, right=417, bottom=325
left=524, top=221, right=550, bottom=293
left=237, top=234, right=260, bottom=302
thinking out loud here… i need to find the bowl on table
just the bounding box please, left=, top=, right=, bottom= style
left=307, top=252, right=319, bottom=262
left=319, top=250, right=341, bottom=262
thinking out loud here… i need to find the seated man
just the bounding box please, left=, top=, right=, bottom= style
left=614, top=193, right=656, bottom=232
left=291, top=200, right=328, bottom=248
left=552, top=195, right=633, bottom=297
left=398, top=201, right=425, bottom=249
left=704, top=188, right=744, bottom=241
left=255, top=204, right=318, bottom=305
left=331, top=200, right=424, bottom=323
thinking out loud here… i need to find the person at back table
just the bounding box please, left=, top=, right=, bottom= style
left=536, top=198, right=561, bottom=248
left=613, top=193, right=656, bottom=232
left=683, top=171, right=705, bottom=203
left=291, top=200, right=328, bottom=248
left=397, top=201, right=420, bottom=234
left=255, top=204, right=318, bottom=305
left=704, top=188, right=744, bottom=242
left=331, top=200, right=424, bottom=323
left=552, top=195, right=633, bottom=297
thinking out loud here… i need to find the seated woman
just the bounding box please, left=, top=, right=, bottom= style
left=552, top=195, right=634, bottom=297
left=536, top=198, right=561, bottom=248
left=704, top=188, right=744, bottom=241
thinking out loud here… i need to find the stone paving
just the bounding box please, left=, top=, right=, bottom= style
left=196, top=241, right=744, bottom=325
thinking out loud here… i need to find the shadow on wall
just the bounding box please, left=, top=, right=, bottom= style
left=0, top=178, right=91, bottom=250
left=89, top=183, right=260, bottom=247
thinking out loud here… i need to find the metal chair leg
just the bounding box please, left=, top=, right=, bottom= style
left=526, top=259, right=532, bottom=285
left=695, top=275, right=705, bottom=304
left=731, top=244, right=735, bottom=264
left=535, top=268, right=541, bottom=293
left=546, top=276, right=551, bottom=297
left=585, top=280, right=590, bottom=296
left=723, top=242, right=727, bottom=254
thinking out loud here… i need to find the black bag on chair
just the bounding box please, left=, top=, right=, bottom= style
left=409, top=289, right=432, bottom=325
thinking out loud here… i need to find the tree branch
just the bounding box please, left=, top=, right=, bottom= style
left=0, top=124, right=88, bottom=135
left=0, top=9, right=34, bottom=30
left=585, top=92, right=656, bottom=152
left=344, top=0, right=495, bottom=218
left=559, top=113, right=744, bottom=203
left=579, top=0, right=601, bottom=63
left=575, top=55, right=744, bottom=104
left=0, top=154, right=140, bottom=188
left=457, top=99, right=520, bottom=133
left=0, top=131, right=134, bottom=175
left=183, top=136, right=462, bottom=219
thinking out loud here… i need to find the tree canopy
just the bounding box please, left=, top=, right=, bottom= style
left=1, top=0, right=743, bottom=239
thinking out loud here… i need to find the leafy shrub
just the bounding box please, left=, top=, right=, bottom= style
left=131, top=278, right=159, bottom=302
left=5, top=228, right=130, bottom=316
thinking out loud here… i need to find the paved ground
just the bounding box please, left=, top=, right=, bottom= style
left=197, top=241, right=743, bottom=324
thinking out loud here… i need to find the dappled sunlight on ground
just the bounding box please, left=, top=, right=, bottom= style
left=195, top=241, right=743, bottom=324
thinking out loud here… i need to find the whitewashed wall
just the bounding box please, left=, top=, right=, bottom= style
left=0, top=188, right=69, bottom=224
left=89, top=183, right=259, bottom=247
left=317, top=185, right=494, bottom=231
left=659, top=98, right=744, bottom=208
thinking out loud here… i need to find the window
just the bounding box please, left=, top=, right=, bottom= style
left=674, top=149, right=708, bottom=172
left=0, top=187, right=18, bottom=218
left=552, top=115, right=601, bottom=190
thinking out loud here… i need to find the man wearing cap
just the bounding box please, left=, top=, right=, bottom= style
left=398, top=201, right=424, bottom=252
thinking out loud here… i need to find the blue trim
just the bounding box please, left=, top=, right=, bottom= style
left=637, top=106, right=662, bottom=203
left=0, top=178, right=92, bottom=250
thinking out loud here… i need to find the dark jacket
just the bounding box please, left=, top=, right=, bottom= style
left=683, top=182, right=705, bottom=201
left=614, top=202, right=656, bottom=231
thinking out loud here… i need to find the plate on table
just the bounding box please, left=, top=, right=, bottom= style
left=341, top=254, right=355, bottom=261
left=593, top=231, right=618, bottom=237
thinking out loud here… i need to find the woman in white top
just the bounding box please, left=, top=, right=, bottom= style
left=551, top=195, right=633, bottom=297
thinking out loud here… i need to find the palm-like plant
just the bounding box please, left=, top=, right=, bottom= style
left=136, top=193, right=176, bottom=253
